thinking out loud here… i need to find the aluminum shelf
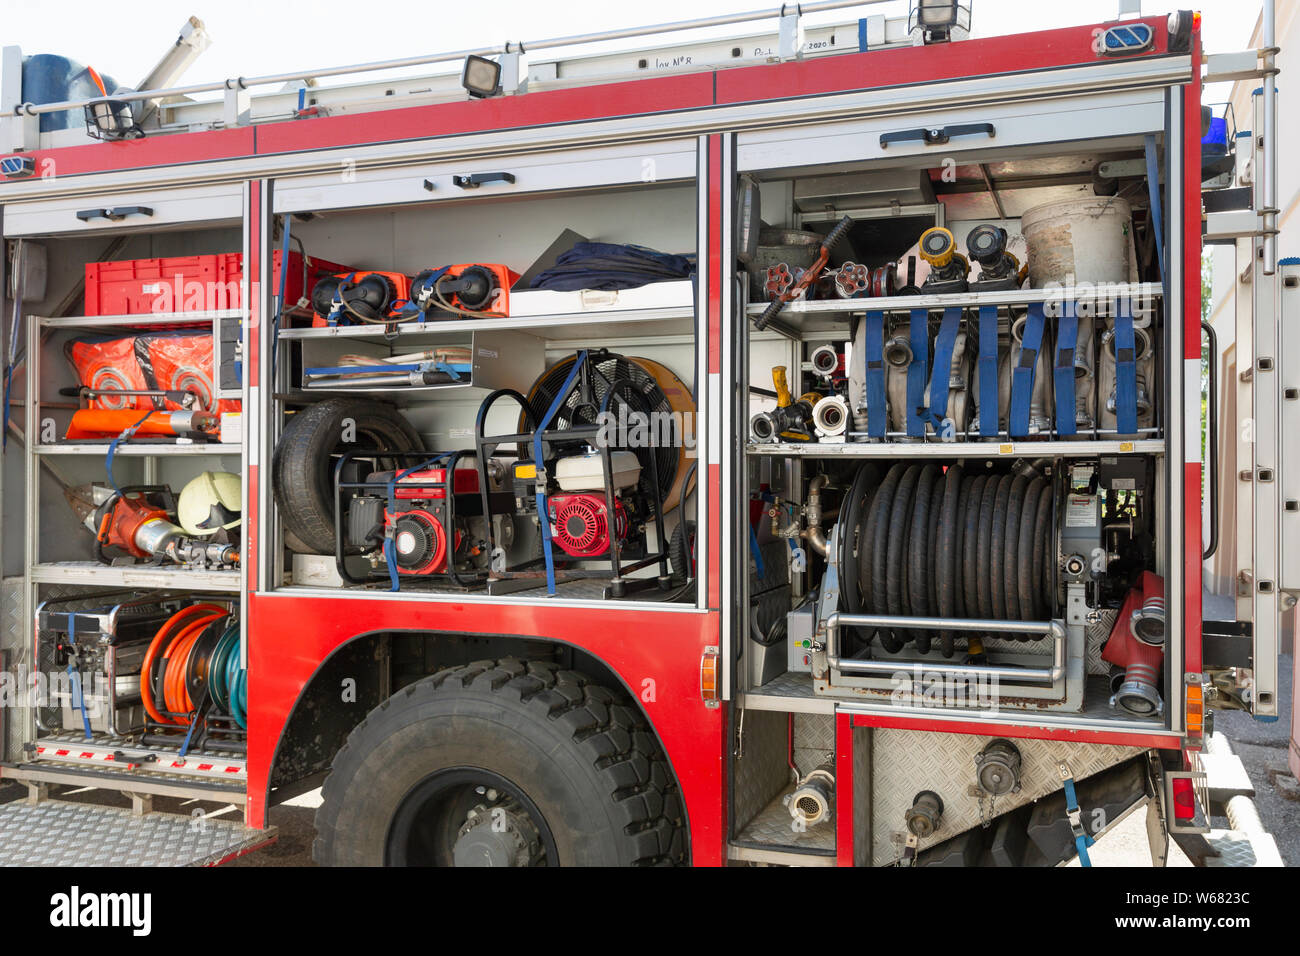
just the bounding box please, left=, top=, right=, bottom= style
left=31, top=562, right=241, bottom=592
left=34, top=442, right=242, bottom=456
left=277, top=306, right=696, bottom=345
left=745, top=282, right=1165, bottom=337
left=746, top=439, right=1166, bottom=459
left=35, top=308, right=244, bottom=329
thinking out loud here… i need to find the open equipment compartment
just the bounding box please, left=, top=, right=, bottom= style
left=732, top=87, right=1182, bottom=763
left=267, top=138, right=703, bottom=604
left=1, top=183, right=254, bottom=805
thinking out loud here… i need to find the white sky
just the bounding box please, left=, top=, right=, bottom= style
left=2, top=0, right=1262, bottom=102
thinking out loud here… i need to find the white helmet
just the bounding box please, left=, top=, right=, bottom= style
left=177, top=471, right=242, bottom=536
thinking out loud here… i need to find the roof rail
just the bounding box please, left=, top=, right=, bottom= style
left=9, top=1, right=896, bottom=120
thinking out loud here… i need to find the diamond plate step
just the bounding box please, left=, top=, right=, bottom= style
left=1203, top=829, right=1284, bottom=867
left=0, top=801, right=273, bottom=866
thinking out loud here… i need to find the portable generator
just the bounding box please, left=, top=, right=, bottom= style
left=336, top=450, right=515, bottom=588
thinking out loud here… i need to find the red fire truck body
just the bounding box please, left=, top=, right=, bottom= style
left=0, top=5, right=1286, bottom=867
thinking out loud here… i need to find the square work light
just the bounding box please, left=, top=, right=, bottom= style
left=462, top=55, right=503, bottom=98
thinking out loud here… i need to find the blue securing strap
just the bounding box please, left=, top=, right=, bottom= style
left=326, top=271, right=357, bottom=327
left=535, top=351, right=589, bottom=595
left=1062, top=773, right=1096, bottom=867
left=1113, top=304, right=1139, bottom=436
left=106, top=410, right=156, bottom=494
left=67, top=660, right=92, bottom=741
left=978, top=305, right=999, bottom=438
left=928, top=307, right=962, bottom=435
left=906, top=309, right=929, bottom=438
left=864, top=311, right=887, bottom=438
left=748, top=524, right=765, bottom=581
left=1009, top=304, right=1046, bottom=438
left=1054, top=311, right=1079, bottom=437
left=271, top=211, right=293, bottom=375
left=383, top=453, right=453, bottom=591
left=1144, top=134, right=1166, bottom=285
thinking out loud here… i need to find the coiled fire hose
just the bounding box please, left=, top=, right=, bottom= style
left=141, top=604, right=248, bottom=727
left=840, top=461, right=1055, bottom=659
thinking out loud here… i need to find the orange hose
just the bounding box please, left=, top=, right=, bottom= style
left=162, top=619, right=211, bottom=716
left=140, top=604, right=227, bottom=725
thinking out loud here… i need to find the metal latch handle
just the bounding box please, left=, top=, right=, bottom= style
left=880, top=123, right=996, bottom=149
left=76, top=205, right=155, bottom=222
left=451, top=172, right=516, bottom=189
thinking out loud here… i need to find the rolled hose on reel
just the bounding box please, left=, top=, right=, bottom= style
left=838, top=462, right=1055, bottom=658
left=140, top=605, right=248, bottom=730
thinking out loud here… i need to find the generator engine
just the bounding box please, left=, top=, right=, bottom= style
left=549, top=493, right=629, bottom=558
left=546, top=451, right=641, bottom=559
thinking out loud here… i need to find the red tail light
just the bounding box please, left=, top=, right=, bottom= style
left=1171, top=776, right=1196, bottom=821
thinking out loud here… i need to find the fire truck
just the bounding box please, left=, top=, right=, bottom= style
left=0, top=1, right=1288, bottom=867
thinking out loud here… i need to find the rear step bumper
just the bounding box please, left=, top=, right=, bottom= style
left=1172, top=732, right=1284, bottom=867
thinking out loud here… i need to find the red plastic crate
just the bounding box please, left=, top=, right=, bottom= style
left=84, top=251, right=355, bottom=317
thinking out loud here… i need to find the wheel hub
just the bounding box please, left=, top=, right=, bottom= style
left=452, top=796, right=542, bottom=867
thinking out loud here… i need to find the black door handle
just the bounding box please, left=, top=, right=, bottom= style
left=76, top=205, right=154, bottom=222
left=880, top=122, right=996, bottom=149
left=452, top=172, right=516, bottom=189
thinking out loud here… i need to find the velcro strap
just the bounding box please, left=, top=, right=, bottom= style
left=978, top=305, right=999, bottom=437
left=906, top=308, right=929, bottom=438
left=928, top=307, right=963, bottom=435
left=1009, top=303, right=1046, bottom=437
left=1113, top=305, right=1139, bottom=435
left=864, top=310, right=887, bottom=438
left=1054, top=310, right=1079, bottom=437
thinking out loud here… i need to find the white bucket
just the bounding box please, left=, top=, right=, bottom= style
left=1020, top=196, right=1136, bottom=287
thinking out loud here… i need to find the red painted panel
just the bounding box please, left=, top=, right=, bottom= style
left=254, top=73, right=715, bottom=156
left=245, top=593, right=727, bottom=861
left=835, top=712, right=854, bottom=867
left=14, top=127, right=255, bottom=179
left=849, top=711, right=1180, bottom=750
left=716, top=19, right=1170, bottom=105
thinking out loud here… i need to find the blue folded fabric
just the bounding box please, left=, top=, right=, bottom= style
left=530, top=242, right=695, bottom=291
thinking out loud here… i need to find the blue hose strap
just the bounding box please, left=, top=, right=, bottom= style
left=1009, top=303, right=1046, bottom=438
left=67, top=661, right=92, bottom=740
left=906, top=309, right=929, bottom=438
left=271, top=213, right=292, bottom=377
left=106, top=410, right=156, bottom=493
left=1062, top=773, right=1095, bottom=867
left=2, top=366, right=12, bottom=452
left=1113, top=304, right=1139, bottom=436
left=748, top=524, right=765, bottom=581
left=178, top=704, right=200, bottom=757
left=535, top=350, right=589, bottom=595
left=928, top=307, right=962, bottom=435
left=864, top=311, right=887, bottom=438
left=327, top=271, right=356, bottom=327
left=1054, top=310, right=1079, bottom=437
left=1144, top=134, right=1166, bottom=285
left=415, top=266, right=451, bottom=323
left=978, top=305, right=999, bottom=437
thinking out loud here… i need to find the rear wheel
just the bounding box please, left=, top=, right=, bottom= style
left=313, top=658, right=686, bottom=866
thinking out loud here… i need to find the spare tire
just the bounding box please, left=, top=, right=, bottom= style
left=273, top=397, right=423, bottom=554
